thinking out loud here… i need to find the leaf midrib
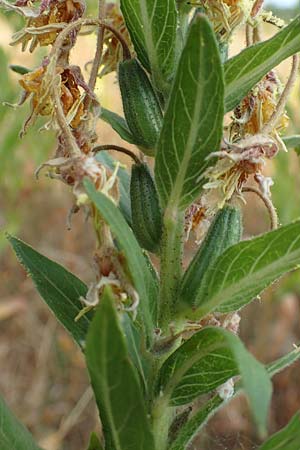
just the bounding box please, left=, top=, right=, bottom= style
left=198, top=245, right=300, bottom=315
left=14, top=245, right=90, bottom=327
left=162, top=340, right=228, bottom=401
left=168, top=53, right=204, bottom=210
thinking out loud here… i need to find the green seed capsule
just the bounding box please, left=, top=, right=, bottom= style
left=118, top=59, right=163, bottom=156
left=130, top=163, right=162, bottom=253
left=180, top=205, right=242, bottom=306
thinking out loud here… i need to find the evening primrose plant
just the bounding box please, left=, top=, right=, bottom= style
left=2, top=0, right=300, bottom=449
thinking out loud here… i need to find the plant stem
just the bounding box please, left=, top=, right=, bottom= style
left=159, top=207, right=184, bottom=331
left=251, top=0, right=265, bottom=18
left=92, top=144, right=141, bottom=164
left=84, top=0, right=105, bottom=110
left=242, top=186, right=278, bottom=230
left=52, top=82, right=81, bottom=156
left=152, top=396, right=174, bottom=450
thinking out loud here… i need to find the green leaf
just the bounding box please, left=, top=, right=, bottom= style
left=85, top=288, right=155, bottom=450
left=121, top=313, right=149, bottom=392
left=9, top=64, right=31, bottom=75
left=120, top=0, right=177, bottom=93
left=156, top=327, right=272, bottom=434
left=95, top=150, right=132, bottom=224
left=86, top=432, right=104, bottom=450
left=8, top=235, right=90, bottom=350
left=99, top=108, right=137, bottom=145
left=169, top=346, right=300, bottom=450
left=169, top=395, right=223, bottom=450
left=258, top=411, right=300, bottom=450
left=282, top=135, right=300, bottom=149
left=267, top=347, right=300, bottom=378
left=0, top=394, right=43, bottom=450
left=282, top=135, right=300, bottom=155
left=84, top=180, right=156, bottom=343
left=170, top=345, right=300, bottom=450
left=224, top=16, right=300, bottom=111
left=154, top=14, right=224, bottom=211
left=192, top=221, right=300, bottom=317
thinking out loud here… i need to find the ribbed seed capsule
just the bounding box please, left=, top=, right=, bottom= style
left=130, top=163, right=162, bottom=253
left=118, top=59, right=163, bottom=156
left=180, top=205, right=242, bottom=306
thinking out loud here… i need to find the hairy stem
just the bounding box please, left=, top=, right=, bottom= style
left=152, top=397, right=174, bottom=450
left=159, top=208, right=184, bottom=331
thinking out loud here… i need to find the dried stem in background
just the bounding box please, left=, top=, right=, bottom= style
left=242, top=186, right=278, bottom=230
left=262, top=54, right=300, bottom=135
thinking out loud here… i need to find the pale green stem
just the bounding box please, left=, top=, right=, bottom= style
left=152, top=396, right=174, bottom=450
left=159, top=207, right=184, bottom=331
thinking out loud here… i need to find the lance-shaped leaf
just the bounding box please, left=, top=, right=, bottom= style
left=121, top=313, right=149, bottom=393
left=156, top=327, right=272, bottom=434
left=267, top=347, right=300, bottom=378
left=282, top=135, right=300, bottom=156
left=258, top=411, right=300, bottom=450
left=282, top=135, right=300, bottom=149
left=0, top=394, right=43, bottom=450
left=224, top=16, right=300, bottom=111
left=120, top=0, right=177, bottom=93
left=155, top=14, right=224, bottom=211
left=84, top=179, right=156, bottom=342
left=95, top=150, right=132, bottom=225
left=99, top=108, right=137, bottom=146
left=169, top=346, right=300, bottom=450
left=8, top=235, right=90, bottom=350
left=85, top=288, right=155, bottom=450
left=191, top=221, right=300, bottom=317
left=170, top=346, right=300, bottom=450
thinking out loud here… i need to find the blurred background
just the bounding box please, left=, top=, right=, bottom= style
left=1, top=1, right=300, bottom=449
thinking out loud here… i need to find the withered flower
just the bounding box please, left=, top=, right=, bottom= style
left=202, top=134, right=278, bottom=207
left=78, top=246, right=139, bottom=314
left=230, top=71, right=289, bottom=140
left=18, top=63, right=96, bottom=132
left=199, top=0, right=254, bottom=40
left=185, top=200, right=212, bottom=243
left=35, top=153, right=120, bottom=205
left=4, top=0, right=85, bottom=52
